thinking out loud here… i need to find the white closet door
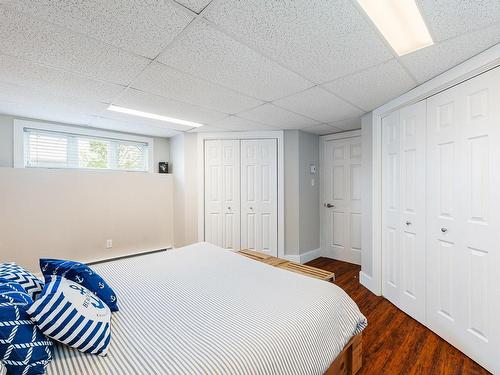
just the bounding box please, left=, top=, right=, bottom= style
left=204, top=139, right=240, bottom=250
left=241, top=139, right=278, bottom=256
left=426, top=68, right=500, bottom=373
left=382, top=102, right=426, bottom=323
left=322, top=136, right=362, bottom=264
left=382, top=111, right=401, bottom=304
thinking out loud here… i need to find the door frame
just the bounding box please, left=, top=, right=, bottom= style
left=319, top=130, right=362, bottom=263
left=367, top=44, right=500, bottom=296
left=197, top=131, right=285, bottom=259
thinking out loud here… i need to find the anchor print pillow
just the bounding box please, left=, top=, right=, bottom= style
left=39, top=259, right=118, bottom=312
left=0, top=278, right=53, bottom=375
left=27, top=276, right=111, bottom=356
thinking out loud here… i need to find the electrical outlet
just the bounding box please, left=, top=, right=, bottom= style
left=106, top=239, right=113, bottom=249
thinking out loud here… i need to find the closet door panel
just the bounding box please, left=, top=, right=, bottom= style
left=382, top=111, right=401, bottom=304
left=241, top=139, right=277, bottom=256
left=204, top=139, right=240, bottom=250
left=221, top=140, right=240, bottom=250
left=382, top=101, right=426, bottom=323
left=399, top=101, right=426, bottom=322
left=426, top=67, right=500, bottom=373
left=204, top=140, right=223, bottom=247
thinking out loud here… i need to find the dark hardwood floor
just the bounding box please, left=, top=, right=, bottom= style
left=306, top=257, right=490, bottom=375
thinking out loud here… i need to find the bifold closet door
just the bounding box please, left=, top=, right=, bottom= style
left=382, top=100, right=426, bottom=323
left=426, top=68, right=500, bottom=373
left=241, top=139, right=278, bottom=256
left=204, top=139, right=240, bottom=250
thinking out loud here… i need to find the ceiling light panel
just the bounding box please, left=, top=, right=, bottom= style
left=107, top=105, right=204, bottom=128
left=357, top=0, right=433, bottom=56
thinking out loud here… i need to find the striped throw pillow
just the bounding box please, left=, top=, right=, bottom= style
left=27, top=276, right=111, bottom=356
left=0, top=263, right=44, bottom=300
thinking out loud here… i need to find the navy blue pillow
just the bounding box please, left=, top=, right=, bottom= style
left=40, top=259, right=118, bottom=312
left=0, top=278, right=53, bottom=375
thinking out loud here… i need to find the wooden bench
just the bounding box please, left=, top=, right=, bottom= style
left=237, top=249, right=335, bottom=282
left=276, top=261, right=335, bottom=282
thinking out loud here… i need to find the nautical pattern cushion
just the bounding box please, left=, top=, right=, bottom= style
left=40, top=259, right=118, bottom=312
left=0, top=263, right=44, bottom=300
left=0, top=278, right=53, bottom=375
left=27, top=276, right=111, bottom=357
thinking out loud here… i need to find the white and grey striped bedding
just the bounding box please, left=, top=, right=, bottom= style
left=1, top=242, right=367, bottom=375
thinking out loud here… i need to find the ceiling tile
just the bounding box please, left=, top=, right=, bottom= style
left=323, top=60, right=416, bottom=111
left=0, top=54, right=124, bottom=104
left=114, top=88, right=227, bottom=128
left=273, top=86, right=363, bottom=123
left=0, top=81, right=108, bottom=125
left=0, top=6, right=150, bottom=85
left=158, top=20, right=312, bottom=101
left=131, top=62, right=263, bottom=114
left=237, top=103, right=319, bottom=129
left=3, top=0, right=194, bottom=58
left=329, top=117, right=362, bottom=131
left=174, top=0, right=212, bottom=14
left=417, top=0, right=500, bottom=41
left=89, top=116, right=180, bottom=137
left=204, top=0, right=393, bottom=83
left=211, top=115, right=276, bottom=131
left=400, top=23, right=500, bottom=83
left=188, top=125, right=229, bottom=133
left=302, top=124, right=342, bottom=135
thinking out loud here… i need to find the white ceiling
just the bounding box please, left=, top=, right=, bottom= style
left=0, top=0, right=499, bottom=137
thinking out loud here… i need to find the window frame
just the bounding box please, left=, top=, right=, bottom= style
left=13, top=119, right=154, bottom=173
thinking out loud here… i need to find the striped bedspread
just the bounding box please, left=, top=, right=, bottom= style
left=2, top=242, right=367, bottom=375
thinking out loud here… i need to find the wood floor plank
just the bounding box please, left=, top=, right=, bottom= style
left=306, top=257, right=490, bottom=375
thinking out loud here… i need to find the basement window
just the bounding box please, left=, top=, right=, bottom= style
left=14, top=120, right=153, bottom=172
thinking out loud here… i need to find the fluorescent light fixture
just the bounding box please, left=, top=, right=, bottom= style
left=357, top=0, right=433, bottom=56
left=107, top=104, right=204, bottom=128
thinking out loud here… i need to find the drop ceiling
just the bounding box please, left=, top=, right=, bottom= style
left=0, top=0, right=499, bottom=137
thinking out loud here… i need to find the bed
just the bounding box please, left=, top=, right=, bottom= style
left=1, top=242, right=367, bottom=375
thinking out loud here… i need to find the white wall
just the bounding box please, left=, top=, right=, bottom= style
left=361, top=113, right=374, bottom=279
left=170, top=132, right=198, bottom=247
left=0, top=114, right=171, bottom=168
left=298, top=131, right=320, bottom=253
left=0, top=114, right=174, bottom=273
left=284, top=130, right=300, bottom=255
left=284, top=130, right=320, bottom=258
left=0, top=168, right=174, bottom=273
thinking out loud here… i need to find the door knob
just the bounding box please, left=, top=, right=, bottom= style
left=325, top=203, right=335, bottom=208
left=406, top=221, right=412, bottom=226
left=441, top=227, right=448, bottom=233
left=227, top=206, right=231, bottom=210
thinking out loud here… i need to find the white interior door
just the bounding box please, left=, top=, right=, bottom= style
left=322, top=136, right=362, bottom=264
left=382, top=101, right=426, bottom=323
left=426, top=67, right=500, bottom=373
left=241, top=139, right=278, bottom=256
left=204, top=139, right=240, bottom=250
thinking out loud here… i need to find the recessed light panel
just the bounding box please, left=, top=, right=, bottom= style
left=107, top=105, right=204, bottom=128
left=357, top=0, right=433, bottom=56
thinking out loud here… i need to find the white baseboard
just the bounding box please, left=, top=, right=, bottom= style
left=359, top=271, right=381, bottom=296
left=298, top=248, right=322, bottom=264
left=284, top=249, right=321, bottom=264
left=283, top=248, right=322, bottom=264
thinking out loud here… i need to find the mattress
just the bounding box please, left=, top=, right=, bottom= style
left=1, top=242, right=367, bottom=375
